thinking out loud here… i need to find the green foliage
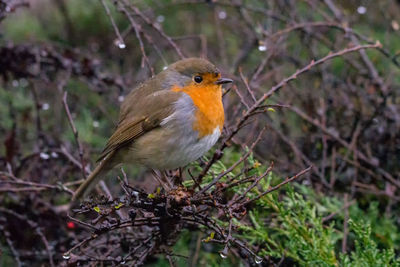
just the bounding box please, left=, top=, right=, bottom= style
left=348, top=202, right=400, bottom=250
left=341, top=220, right=400, bottom=267
left=234, top=183, right=339, bottom=266
left=178, top=150, right=400, bottom=266
left=236, top=178, right=400, bottom=266
left=1, top=10, right=48, bottom=42
left=231, top=181, right=400, bottom=266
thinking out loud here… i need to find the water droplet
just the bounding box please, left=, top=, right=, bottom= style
left=51, top=152, right=59, bottom=158
left=93, top=121, right=100, bottom=128
left=219, top=246, right=229, bottom=259
left=258, top=45, right=267, bottom=52
left=62, top=253, right=70, bottom=260
left=218, top=11, right=227, bottom=20
left=357, top=6, right=366, bottom=14
left=162, top=66, right=168, bottom=70
left=40, top=152, right=50, bottom=160
left=42, top=103, right=50, bottom=111
left=114, top=39, right=126, bottom=49
left=255, top=256, right=263, bottom=264
left=156, top=15, right=165, bottom=23
left=118, top=95, right=125, bottom=102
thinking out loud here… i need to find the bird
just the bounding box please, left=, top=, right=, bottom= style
left=72, top=58, right=233, bottom=202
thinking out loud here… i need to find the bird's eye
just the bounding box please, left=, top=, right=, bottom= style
left=194, top=76, right=203, bottom=83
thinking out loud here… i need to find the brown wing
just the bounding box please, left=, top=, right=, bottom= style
left=97, top=90, right=182, bottom=162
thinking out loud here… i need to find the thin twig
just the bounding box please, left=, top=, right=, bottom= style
left=198, top=42, right=382, bottom=183
left=117, top=0, right=154, bottom=75
left=100, top=0, right=125, bottom=48
left=197, top=127, right=266, bottom=195
left=241, top=166, right=312, bottom=207
left=0, top=208, right=55, bottom=267
left=62, top=91, right=86, bottom=179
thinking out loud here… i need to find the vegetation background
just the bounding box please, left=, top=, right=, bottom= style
left=0, top=0, right=400, bottom=266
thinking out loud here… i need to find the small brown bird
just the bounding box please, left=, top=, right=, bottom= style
left=72, top=58, right=232, bottom=201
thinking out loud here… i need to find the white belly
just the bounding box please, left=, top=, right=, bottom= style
left=159, top=126, right=220, bottom=169
left=123, top=126, right=220, bottom=170
left=122, top=94, right=221, bottom=170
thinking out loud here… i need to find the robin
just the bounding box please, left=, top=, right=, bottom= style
left=72, top=58, right=233, bottom=201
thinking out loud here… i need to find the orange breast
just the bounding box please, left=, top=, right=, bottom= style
left=172, top=84, right=224, bottom=138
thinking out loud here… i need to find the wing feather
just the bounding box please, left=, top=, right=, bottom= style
left=97, top=91, right=181, bottom=162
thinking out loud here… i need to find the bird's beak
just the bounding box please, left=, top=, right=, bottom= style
left=215, top=78, right=233, bottom=85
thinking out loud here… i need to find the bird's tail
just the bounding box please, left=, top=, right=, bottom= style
left=71, top=151, right=115, bottom=203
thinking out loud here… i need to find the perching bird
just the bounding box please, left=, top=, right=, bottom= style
left=72, top=58, right=232, bottom=202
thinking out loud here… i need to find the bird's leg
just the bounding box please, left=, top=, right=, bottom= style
left=171, top=167, right=184, bottom=186
left=151, top=169, right=172, bottom=192
left=163, top=170, right=174, bottom=188
left=179, top=167, right=183, bottom=183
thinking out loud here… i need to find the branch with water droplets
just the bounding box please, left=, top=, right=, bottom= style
left=198, top=42, right=382, bottom=181
left=100, top=0, right=125, bottom=49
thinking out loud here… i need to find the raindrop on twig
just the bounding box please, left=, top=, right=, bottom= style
left=219, top=246, right=229, bottom=259
left=258, top=40, right=267, bottom=52
left=220, top=251, right=228, bottom=259
left=40, top=152, right=50, bottom=160
left=114, top=39, right=126, bottom=49
left=255, top=256, right=263, bottom=264
left=258, top=45, right=267, bottom=52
